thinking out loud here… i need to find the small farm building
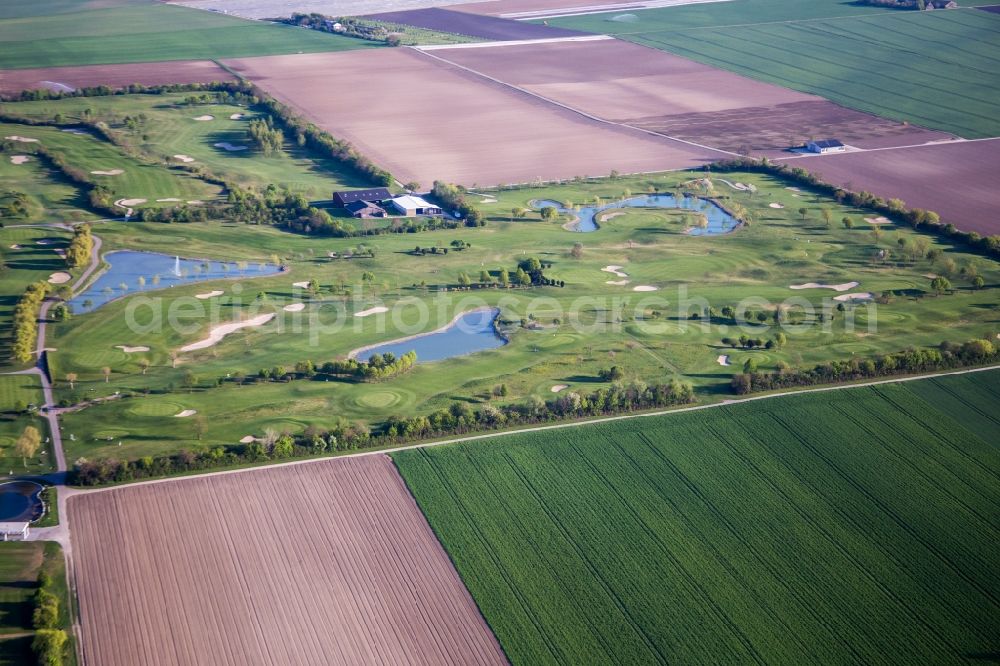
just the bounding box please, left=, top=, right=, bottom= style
left=390, top=195, right=442, bottom=216
left=806, top=139, right=846, bottom=154
left=333, top=188, right=392, bottom=207
left=0, top=522, right=29, bottom=541
left=345, top=200, right=387, bottom=219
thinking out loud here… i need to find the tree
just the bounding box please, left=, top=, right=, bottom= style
left=973, top=275, right=985, bottom=290
left=540, top=206, right=557, bottom=221
left=101, top=366, right=111, bottom=383
left=65, top=373, right=77, bottom=389
left=32, top=629, right=68, bottom=666
left=774, top=332, right=787, bottom=348
left=15, top=425, right=41, bottom=466
left=404, top=181, right=421, bottom=192
left=930, top=276, right=951, bottom=295
left=798, top=207, right=808, bottom=220
left=743, top=358, right=758, bottom=374
left=479, top=269, right=492, bottom=285
left=139, top=359, right=150, bottom=375
left=821, top=208, right=832, bottom=228
left=842, top=216, right=854, bottom=229
left=571, top=242, right=583, bottom=259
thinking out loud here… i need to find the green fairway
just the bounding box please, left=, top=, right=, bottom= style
left=0, top=0, right=380, bottom=69
left=544, top=4, right=1000, bottom=138
left=0, top=374, right=52, bottom=475
left=393, top=369, right=1000, bottom=665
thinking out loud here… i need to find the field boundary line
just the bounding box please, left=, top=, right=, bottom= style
left=414, top=34, right=613, bottom=50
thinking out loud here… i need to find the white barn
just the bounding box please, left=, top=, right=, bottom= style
left=806, top=139, right=846, bottom=154
left=389, top=195, right=442, bottom=217
left=0, top=522, right=29, bottom=541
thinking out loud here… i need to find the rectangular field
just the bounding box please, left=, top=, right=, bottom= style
left=429, top=38, right=953, bottom=153
left=787, top=139, right=1000, bottom=237
left=69, top=455, right=507, bottom=666
left=0, top=61, right=235, bottom=95
left=362, top=7, right=585, bottom=39
left=394, top=370, right=1000, bottom=665
left=225, top=48, right=727, bottom=186
left=612, top=8, right=1000, bottom=138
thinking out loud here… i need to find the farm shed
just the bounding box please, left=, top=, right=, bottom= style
left=345, top=200, right=387, bottom=218
left=806, top=139, right=846, bottom=154
left=332, top=188, right=392, bottom=207
left=0, top=522, right=30, bottom=541
left=390, top=195, right=442, bottom=216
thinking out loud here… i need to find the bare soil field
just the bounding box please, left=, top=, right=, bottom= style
left=785, top=140, right=1000, bottom=236
left=430, top=40, right=953, bottom=154
left=69, top=455, right=507, bottom=666
left=363, top=7, right=586, bottom=39
left=451, top=0, right=646, bottom=16
left=0, top=61, right=235, bottom=95
left=224, top=49, right=726, bottom=186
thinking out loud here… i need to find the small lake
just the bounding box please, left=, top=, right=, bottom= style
left=68, top=251, right=281, bottom=312
left=355, top=308, right=507, bottom=363
left=0, top=481, right=43, bottom=523
left=534, top=193, right=739, bottom=234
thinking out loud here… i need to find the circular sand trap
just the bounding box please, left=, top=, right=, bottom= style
left=195, top=290, right=224, bottom=299
left=174, top=409, right=197, bottom=418
left=769, top=203, right=784, bottom=209
left=354, top=306, right=388, bottom=318
left=601, top=265, right=628, bottom=278
left=230, top=113, right=244, bottom=120
left=173, top=154, right=195, bottom=163
left=47, top=272, right=72, bottom=284
left=117, top=198, right=147, bottom=207
left=10, top=155, right=30, bottom=165
left=606, top=280, right=630, bottom=286
left=157, top=197, right=181, bottom=202
left=633, top=285, right=659, bottom=292
left=865, top=216, right=891, bottom=225
left=834, top=292, right=874, bottom=302
left=717, top=354, right=731, bottom=366
left=292, top=281, right=310, bottom=289
left=239, top=435, right=255, bottom=444
left=115, top=345, right=150, bottom=353
left=4, top=135, right=39, bottom=143
left=193, top=115, right=214, bottom=121
left=91, top=169, right=124, bottom=176
left=551, top=384, right=568, bottom=393
left=283, top=303, right=305, bottom=312
left=214, top=142, right=247, bottom=152
left=790, top=281, right=859, bottom=292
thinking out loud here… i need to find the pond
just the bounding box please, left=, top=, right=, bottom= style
left=0, top=480, right=43, bottom=523
left=68, top=251, right=282, bottom=313
left=354, top=308, right=507, bottom=363
left=534, top=193, right=739, bottom=234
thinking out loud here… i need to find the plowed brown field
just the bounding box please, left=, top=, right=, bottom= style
left=224, top=49, right=726, bottom=186
left=785, top=139, right=1000, bottom=236
left=70, top=455, right=508, bottom=666
left=0, top=61, right=235, bottom=95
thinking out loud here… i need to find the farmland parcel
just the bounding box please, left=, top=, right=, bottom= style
left=394, top=370, right=1000, bottom=664
left=69, top=455, right=506, bottom=665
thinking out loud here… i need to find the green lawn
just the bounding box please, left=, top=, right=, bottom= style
left=544, top=4, right=1000, bottom=138
left=0, top=0, right=380, bottom=69
left=0, top=542, right=75, bottom=666
left=0, top=374, right=53, bottom=475
left=393, top=369, right=1000, bottom=665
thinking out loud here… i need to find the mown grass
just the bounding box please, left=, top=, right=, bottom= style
left=0, top=374, right=53, bottom=475
left=0, top=0, right=380, bottom=69
left=394, top=369, right=1000, bottom=665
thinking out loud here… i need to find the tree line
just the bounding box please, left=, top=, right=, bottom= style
left=431, top=181, right=486, bottom=227
left=65, top=223, right=92, bottom=269
left=253, top=351, right=418, bottom=383
left=32, top=565, right=70, bottom=666
left=730, top=336, right=997, bottom=394
left=12, top=282, right=49, bottom=364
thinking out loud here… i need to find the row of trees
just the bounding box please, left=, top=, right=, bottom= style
left=12, top=282, right=49, bottom=363
left=731, top=337, right=997, bottom=394
left=32, top=568, right=70, bottom=666
left=431, top=181, right=486, bottom=227
left=70, top=377, right=696, bottom=486
left=65, top=223, right=92, bottom=268
left=247, top=116, right=284, bottom=156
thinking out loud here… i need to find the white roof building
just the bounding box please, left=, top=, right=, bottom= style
left=389, top=195, right=442, bottom=216
left=0, top=522, right=29, bottom=541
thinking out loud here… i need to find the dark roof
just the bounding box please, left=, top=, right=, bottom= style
left=345, top=200, right=384, bottom=213
left=809, top=139, right=845, bottom=148
left=333, top=188, right=391, bottom=205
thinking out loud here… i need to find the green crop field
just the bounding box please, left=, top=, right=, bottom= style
left=544, top=4, right=1000, bottom=138
left=0, top=0, right=379, bottom=69
left=394, top=369, right=1000, bottom=665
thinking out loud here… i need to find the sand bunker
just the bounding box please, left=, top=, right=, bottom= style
left=923, top=273, right=938, bottom=279
left=115, top=345, right=150, bottom=353
left=601, top=265, right=628, bottom=278
left=214, top=142, right=247, bottom=152
left=865, top=216, right=891, bottom=225
left=61, top=128, right=89, bottom=135
left=790, top=281, right=859, bottom=292
left=292, top=281, right=310, bottom=289
left=355, top=306, right=389, bottom=318
left=283, top=303, right=305, bottom=312
left=47, top=272, right=72, bottom=284
left=769, top=203, right=785, bottom=209
left=91, top=169, right=124, bottom=176
left=551, top=384, right=568, bottom=393
left=173, top=154, right=195, bottom=163
left=179, top=313, right=275, bottom=352
left=717, top=355, right=731, bottom=366
left=157, top=198, right=181, bottom=202
left=187, top=200, right=203, bottom=205
left=4, top=135, right=39, bottom=143
left=230, top=113, right=244, bottom=120
left=174, top=410, right=197, bottom=418
left=36, top=239, right=52, bottom=245
left=605, top=279, right=630, bottom=286
left=834, top=292, right=874, bottom=302
left=633, top=285, right=659, bottom=292
left=786, top=187, right=801, bottom=192
left=10, top=155, right=30, bottom=165
left=598, top=211, right=626, bottom=222
left=9, top=244, right=20, bottom=249
left=239, top=435, right=255, bottom=444
left=193, top=115, right=214, bottom=121
left=117, top=198, right=147, bottom=207
left=195, top=290, right=224, bottom=299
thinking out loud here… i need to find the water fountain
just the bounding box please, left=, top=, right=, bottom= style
left=173, top=255, right=182, bottom=277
